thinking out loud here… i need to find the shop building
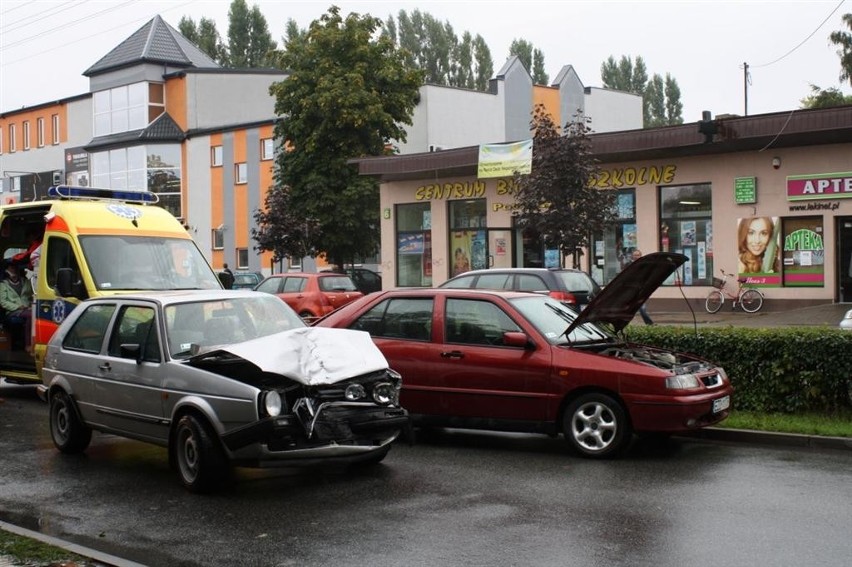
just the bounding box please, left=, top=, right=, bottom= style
left=356, top=105, right=852, bottom=309
left=1, top=15, right=640, bottom=276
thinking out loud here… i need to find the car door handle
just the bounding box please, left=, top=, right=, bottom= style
left=98, top=362, right=112, bottom=372
left=440, top=351, right=464, bottom=359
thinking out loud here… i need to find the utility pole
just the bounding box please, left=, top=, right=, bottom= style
left=743, top=61, right=749, bottom=116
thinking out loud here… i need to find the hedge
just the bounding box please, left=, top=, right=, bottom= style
left=623, top=326, right=852, bottom=414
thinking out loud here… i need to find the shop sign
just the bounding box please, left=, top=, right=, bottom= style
left=734, top=177, right=756, bottom=204
left=787, top=171, right=852, bottom=201
left=477, top=140, right=532, bottom=179
left=589, top=164, right=677, bottom=188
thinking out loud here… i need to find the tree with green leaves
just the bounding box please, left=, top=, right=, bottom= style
left=226, top=0, right=277, bottom=67
left=257, top=6, right=423, bottom=270
left=509, top=39, right=549, bottom=84
left=830, top=13, right=852, bottom=85
left=252, top=185, right=319, bottom=264
left=178, top=16, right=227, bottom=64
left=601, top=55, right=683, bottom=126
left=512, top=105, right=617, bottom=268
left=801, top=84, right=852, bottom=108
left=386, top=9, right=493, bottom=90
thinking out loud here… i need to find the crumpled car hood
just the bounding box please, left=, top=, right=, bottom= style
left=189, top=327, right=389, bottom=386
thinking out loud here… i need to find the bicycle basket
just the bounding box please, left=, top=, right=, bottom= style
left=712, top=277, right=725, bottom=289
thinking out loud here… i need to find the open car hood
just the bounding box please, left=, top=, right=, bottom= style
left=189, top=327, right=389, bottom=386
left=565, top=252, right=688, bottom=335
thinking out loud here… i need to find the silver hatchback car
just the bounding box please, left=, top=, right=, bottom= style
left=40, top=290, right=408, bottom=492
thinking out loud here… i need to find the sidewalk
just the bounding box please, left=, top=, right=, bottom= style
left=638, top=302, right=851, bottom=328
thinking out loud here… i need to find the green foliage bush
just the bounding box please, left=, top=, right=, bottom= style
left=624, top=326, right=852, bottom=414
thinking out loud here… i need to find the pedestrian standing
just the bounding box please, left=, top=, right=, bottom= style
left=219, top=263, right=235, bottom=289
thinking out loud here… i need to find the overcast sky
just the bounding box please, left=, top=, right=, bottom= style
left=1, top=0, right=850, bottom=124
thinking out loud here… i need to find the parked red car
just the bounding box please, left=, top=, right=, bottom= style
left=316, top=252, right=732, bottom=458
left=254, top=272, right=363, bottom=321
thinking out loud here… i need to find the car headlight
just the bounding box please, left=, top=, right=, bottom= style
left=665, top=374, right=700, bottom=389
left=262, top=390, right=283, bottom=417
left=345, top=383, right=367, bottom=401
left=372, top=382, right=398, bottom=405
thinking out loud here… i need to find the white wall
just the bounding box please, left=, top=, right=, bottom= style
left=186, top=72, right=286, bottom=130
left=584, top=87, right=643, bottom=132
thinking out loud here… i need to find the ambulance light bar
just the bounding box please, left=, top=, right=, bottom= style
left=47, top=185, right=159, bottom=204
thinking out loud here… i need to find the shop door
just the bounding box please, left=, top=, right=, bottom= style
left=837, top=217, right=852, bottom=302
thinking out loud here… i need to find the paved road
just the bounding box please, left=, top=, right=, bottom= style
left=1, top=387, right=851, bottom=567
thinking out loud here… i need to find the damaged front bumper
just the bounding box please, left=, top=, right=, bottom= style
left=221, top=400, right=410, bottom=462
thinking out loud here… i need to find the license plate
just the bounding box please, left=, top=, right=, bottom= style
left=712, top=395, right=730, bottom=413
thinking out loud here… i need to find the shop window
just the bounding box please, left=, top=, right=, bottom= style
left=396, top=202, right=432, bottom=287
left=781, top=216, right=824, bottom=287
left=659, top=184, right=713, bottom=285
left=211, top=146, right=223, bottom=167
left=592, top=189, right=637, bottom=284
left=449, top=199, right=487, bottom=277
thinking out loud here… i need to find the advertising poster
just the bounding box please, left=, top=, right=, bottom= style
left=451, top=230, right=487, bottom=276
left=681, top=221, right=696, bottom=246
left=782, top=217, right=825, bottom=287
left=398, top=233, right=424, bottom=255
left=736, top=216, right=781, bottom=286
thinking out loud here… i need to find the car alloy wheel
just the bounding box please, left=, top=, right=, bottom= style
left=563, top=393, right=630, bottom=459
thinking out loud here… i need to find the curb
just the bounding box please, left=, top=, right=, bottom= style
left=681, top=427, right=852, bottom=451
left=0, top=520, right=146, bottom=567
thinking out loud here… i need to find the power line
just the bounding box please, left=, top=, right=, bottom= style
left=0, top=0, right=85, bottom=33
left=751, top=0, right=846, bottom=68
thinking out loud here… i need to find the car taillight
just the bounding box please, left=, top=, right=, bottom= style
left=549, top=291, right=576, bottom=304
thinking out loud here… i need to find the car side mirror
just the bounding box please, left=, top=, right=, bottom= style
left=502, top=331, right=532, bottom=349
left=120, top=343, right=142, bottom=361
left=56, top=268, right=80, bottom=298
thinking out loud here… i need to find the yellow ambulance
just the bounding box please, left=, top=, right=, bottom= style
left=0, top=185, right=221, bottom=384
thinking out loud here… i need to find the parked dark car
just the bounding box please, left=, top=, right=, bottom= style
left=317, top=252, right=731, bottom=458
left=40, top=290, right=408, bottom=492
left=254, top=272, right=364, bottom=321
left=322, top=267, right=383, bottom=295
left=232, top=271, right=264, bottom=290
left=440, top=267, right=601, bottom=308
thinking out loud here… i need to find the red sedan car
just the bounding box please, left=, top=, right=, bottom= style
left=317, top=252, right=732, bottom=458
left=254, top=272, right=363, bottom=321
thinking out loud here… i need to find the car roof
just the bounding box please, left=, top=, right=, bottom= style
left=266, top=272, right=346, bottom=277
left=451, top=267, right=585, bottom=276
left=79, top=289, right=265, bottom=307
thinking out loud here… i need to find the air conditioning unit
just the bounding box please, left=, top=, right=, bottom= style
left=429, top=144, right=446, bottom=152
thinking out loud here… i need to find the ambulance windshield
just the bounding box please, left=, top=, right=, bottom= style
left=80, top=236, right=222, bottom=291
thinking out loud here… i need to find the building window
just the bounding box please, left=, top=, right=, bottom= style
left=396, top=202, right=432, bottom=287
left=592, top=189, right=637, bottom=284
left=52, top=114, right=60, bottom=144
left=211, top=146, right=223, bottom=167
left=93, top=82, right=149, bottom=136
left=659, top=183, right=713, bottom=286
left=11, top=177, right=21, bottom=192
left=261, top=138, right=274, bottom=160
left=23, top=121, right=30, bottom=150
left=449, top=199, right=488, bottom=277
left=37, top=118, right=45, bottom=148
left=148, top=83, right=165, bottom=124
left=212, top=228, right=224, bottom=250
left=235, top=163, right=247, bottom=184
left=0, top=127, right=3, bottom=154
left=237, top=248, right=249, bottom=269
left=9, top=124, right=16, bottom=152
left=288, top=256, right=302, bottom=270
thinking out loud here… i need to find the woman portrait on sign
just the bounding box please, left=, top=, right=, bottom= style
left=737, top=216, right=779, bottom=274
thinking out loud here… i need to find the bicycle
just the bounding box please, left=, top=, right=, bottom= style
left=705, top=269, right=765, bottom=313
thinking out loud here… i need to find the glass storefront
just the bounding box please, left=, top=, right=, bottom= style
left=592, top=189, right=636, bottom=284
left=659, top=184, right=713, bottom=285
left=396, top=202, right=433, bottom=287
left=449, top=199, right=487, bottom=277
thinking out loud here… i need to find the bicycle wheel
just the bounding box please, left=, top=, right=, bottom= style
left=740, top=289, right=763, bottom=313
left=705, top=290, right=724, bottom=313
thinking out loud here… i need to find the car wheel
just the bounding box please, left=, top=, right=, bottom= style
left=49, top=390, right=92, bottom=454
left=563, top=393, right=631, bottom=459
left=173, top=414, right=228, bottom=493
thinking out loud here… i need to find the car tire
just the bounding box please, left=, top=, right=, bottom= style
left=172, top=414, right=228, bottom=493
left=49, top=390, right=92, bottom=454
left=563, top=393, right=631, bottom=459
